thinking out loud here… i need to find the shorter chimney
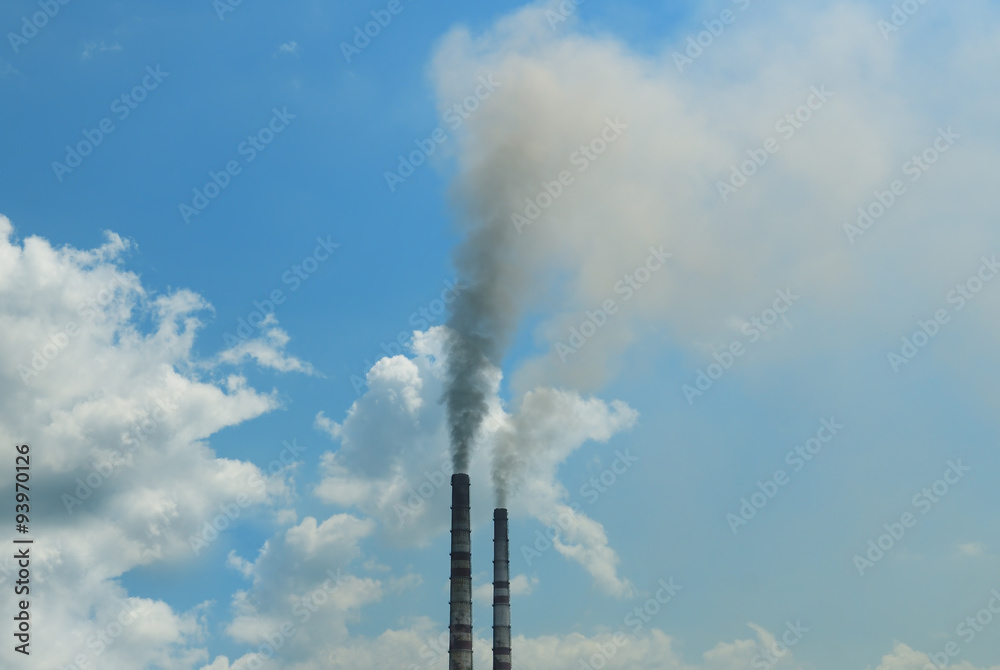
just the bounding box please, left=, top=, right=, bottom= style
left=493, top=508, right=511, bottom=670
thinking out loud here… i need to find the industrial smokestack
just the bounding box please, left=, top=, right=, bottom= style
left=493, top=508, right=511, bottom=670
left=449, top=474, right=474, bottom=670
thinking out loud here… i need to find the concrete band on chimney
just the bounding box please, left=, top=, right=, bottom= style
left=450, top=474, right=474, bottom=670
left=493, top=508, right=511, bottom=670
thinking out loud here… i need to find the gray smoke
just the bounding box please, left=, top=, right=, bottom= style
left=443, top=327, right=493, bottom=474
left=491, top=425, right=525, bottom=509
left=444, top=209, right=518, bottom=473
left=490, top=389, right=563, bottom=508
left=443, top=141, right=537, bottom=475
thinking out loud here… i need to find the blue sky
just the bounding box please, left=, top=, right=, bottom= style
left=1, top=1, right=1000, bottom=669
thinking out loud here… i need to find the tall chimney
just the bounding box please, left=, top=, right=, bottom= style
left=449, top=474, right=473, bottom=670
left=492, top=508, right=511, bottom=670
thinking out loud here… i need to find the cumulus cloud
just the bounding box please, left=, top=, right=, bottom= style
left=208, top=514, right=384, bottom=670
left=489, top=625, right=800, bottom=670
left=869, top=643, right=1000, bottom=670
left=0, top=216, right=302, bottom=669
left=204, top=620, right=809, bottom=670
left=313, top=326, right=637, bottom=595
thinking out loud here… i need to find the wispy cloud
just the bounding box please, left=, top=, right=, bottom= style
left=82, top=41, right=122, bottom=59
left=274, top=41, right=299, bottom=57
left=217, top=316, right=320, bottom=375
left=958, top=542, right=985, bottom=557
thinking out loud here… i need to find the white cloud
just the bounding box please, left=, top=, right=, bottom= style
left=209, top=513, right=384, bottom=669
left=0, top=216, right=300, bottom=669
left=510, top=573, right=538, bottom=596
left=869, top=642, right=1000, bottom=670
left=285, top=515, right=376, bottom=559
left=82, top=41, right=122, bottom=59
left=958, top=543, right=985, bottom=557
left=217, top=316, right=318, bottom=375
left=871, top=642, right=1000, bottom=670
left=312, top=326, right=637, bottom=596
left=275, top=41, right=299, bottom=57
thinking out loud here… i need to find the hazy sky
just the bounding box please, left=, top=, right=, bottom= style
left=1, top=1, right=999, bottom=669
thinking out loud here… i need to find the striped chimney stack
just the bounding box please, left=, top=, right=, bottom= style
left=449, top=474, right=474, bottom=670
left=492, top=508, right=511, bottom=670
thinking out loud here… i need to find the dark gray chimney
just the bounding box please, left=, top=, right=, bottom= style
left=449, top=474, right=473, bottom=670
left=493, top=508, right=511, bottom=670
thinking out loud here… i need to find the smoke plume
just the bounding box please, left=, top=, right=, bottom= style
left=436, top=1, right=931, bottom=493
left=491, top=425, right=524, bottom=509
left=443, top=182, right=526, bottom=474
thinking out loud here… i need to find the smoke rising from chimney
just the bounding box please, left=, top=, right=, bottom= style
left=443, top=328, right=492, bottom=475
left=443, top=166, right=530, bottom=474
left=491, top=425, right=527, bottom=509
